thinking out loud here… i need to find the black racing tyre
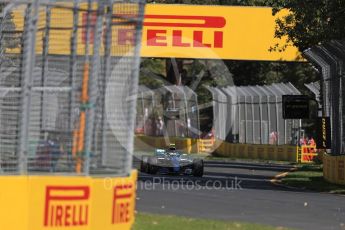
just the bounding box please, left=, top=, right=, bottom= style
left=192, top=159, right=204, bottom=177
left=140, top=156, right=149, bottom=173
left=148, top=156, right=159, bottom=174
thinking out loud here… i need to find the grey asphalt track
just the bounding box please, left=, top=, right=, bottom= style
left=134, top=159, right=345, bottom=230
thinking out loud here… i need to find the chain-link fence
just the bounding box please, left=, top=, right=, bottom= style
left=207, top=83, right=301, bottom=145
left=305, top=81, right=322, bottom=116
left=304, top=40, right=345, bottom=155
left=0, top=0, right=145, bottom=175
left=135, top=85, right=200, bottom=139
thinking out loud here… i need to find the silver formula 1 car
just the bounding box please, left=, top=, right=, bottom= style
left=140, top=145, right=204, bottom=177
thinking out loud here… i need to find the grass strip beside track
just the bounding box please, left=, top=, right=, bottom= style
left=133, top=213, right=293, bottom=230
left=281, top=164, right=345, bottom=194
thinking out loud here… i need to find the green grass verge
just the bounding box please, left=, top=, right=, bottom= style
left=133, top=213, right=292, bottom=230
left=281, top=164, right=345, bottom=194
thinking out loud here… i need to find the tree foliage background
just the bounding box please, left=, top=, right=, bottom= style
left=268, top=0, right=345, bottom=52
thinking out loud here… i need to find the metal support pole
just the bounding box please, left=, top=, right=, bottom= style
left=176, top=86, right=189, bottom=137
left=244, top=98, right=248, bottom=144
left=141, top=92, right=146, bottom=135
left=238, top=98, right=241, bottom=143
left=18, top=0, right=40, bottom=174
left=267, top=99, right=271, bottom=144
left=172, top=92, right=177, bottom=137
left=259, top=97, right=263, bottom=144
left=100, top=0, right=114, bottom=165
left=195, top=91, right=201, bottom=138
left=84, top=0, right=105, bottom=175
left=251, top=87, right=263, bottom=144
left=125, top=0, right=146, bottom=174
left=265, top=86, right=280, bottom=146
left=263, top=86, right=276, bottom=145
left=275, top=98, right=280, bottom=145
left=40, top=5, right=51, bottom=138
left=251, top=96, right=255, bottom=144
left=69, top=0, right=80, bottom=132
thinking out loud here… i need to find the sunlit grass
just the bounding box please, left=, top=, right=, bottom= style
left=133, top=213, right=293, bottom=230
left=282, top=165, right=345, bottom=194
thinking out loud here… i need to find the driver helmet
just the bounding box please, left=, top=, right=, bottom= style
left=168, top=143, right=176, bottom=151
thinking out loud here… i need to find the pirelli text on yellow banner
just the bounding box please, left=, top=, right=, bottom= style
left=142, top=5, right=301, bottom=61
left=0, top=171, right=138, bottom=230
left=10, top=4, right=301, bottom=61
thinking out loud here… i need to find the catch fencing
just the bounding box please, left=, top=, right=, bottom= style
left=304, top=40, right=345, bottom=155
left=207, top=83, right=302, bottom=145
left=135, top=85, right=200, bottom=139
left=0, top=0, right=145, bottom=176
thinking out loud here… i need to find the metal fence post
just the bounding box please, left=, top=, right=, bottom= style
left=237, top=88, right=247, bottom=143
left=100, top=0, right=113, bottom=165
left=304, top=46, right=342, bottom=155
left=126, top=0, right=146, bottom=173
left=324, top=42, right=345, bottom=155
left=69, top=0, right=80, bottom=132
left=272, top=84, right=288, bottom=144
left=40, top=5, right=51, bottom=138
left=84, top=0, right=105, bottom=175
left=237, top=90, right=242, bottom=143
left=264, top=86, right=279, bottom=145
left=18, top=0, right=40, bottom=174
left=250, top=87, right=263, bottom=144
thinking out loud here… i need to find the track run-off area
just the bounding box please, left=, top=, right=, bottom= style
left=134, top=159, right=345, bottom=230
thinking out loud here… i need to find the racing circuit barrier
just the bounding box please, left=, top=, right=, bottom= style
left=0, top=0, right=145, bottom=229
left=135, top=136, right=322, bottom=163
left=214, top=142, right=321, bottom=163
left=0, top=172, right=138, bottom=230
left=135, top=136, right=302, bottom=162
left=214, top=141, right=299, bottom=162
left=207, top=83, right=302, bottom=146
left=323, top=154, right=345, bottom=185
left=134, top=135, right=324, bottom=164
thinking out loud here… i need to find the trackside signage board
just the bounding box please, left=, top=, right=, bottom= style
left=282, top=95, right=310, bottom=119
left=142, top=5, right=301, bottom=61
left=10, top=4, right=301, bottom=61
left=0, top=172, right=137, bottom=230
left=316, top=117, right=331, bottom=149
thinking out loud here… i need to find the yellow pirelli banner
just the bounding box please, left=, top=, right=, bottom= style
left=10, top=4, right=301, bottom=61
left=143, top=4, right=301, bottom=61
left=0, top=171, right=137, bottom=230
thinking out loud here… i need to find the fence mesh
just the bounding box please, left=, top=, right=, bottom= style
left=304, top=40, right=345, bottom=155
left=207, top=83, right=301, bottom=145
left=135, top=85, right=200, bottom=139
left=0, top=0, right=145, bottom=175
